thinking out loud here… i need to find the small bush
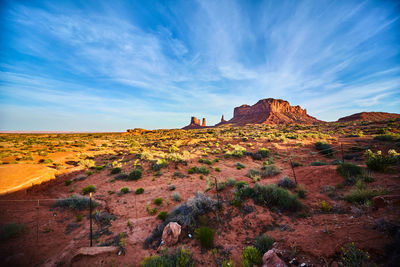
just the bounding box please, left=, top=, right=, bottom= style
left=115, top=173, right=128, bottom=180
left=111, top=167, right=121, bottom=174
left=315, top=142, right=334, bottom=157
left=373, top=134, right=400, bottom=142
left=216, top=181, right=226, bottom=191
left=146, top=206, right=157, bottom=215
left=65, top=180, right=72, bottom=186
left=154, top=197, right=163, bottom=205
left=172, top=192, right=181, bottom=202
left=157, top=211, right=168, bottom=221
left=251, top=184, right=302, bottom=211
left=128, top=168, right=143, bottom=180
left=254, top=234, right=274, bottom=254
left=235, top=162, right=245, bottom=169
left=0, top=223, right=28, bottom=241
left=227, top=177, right=236, bottom=186
left=364, top=149, right=399, bottom=172
left=76, top=214, right=83, bottom=222
left=341, top=243, right=371, bottom=267
left=215, top=167, right=221, bottom=172
left=318, top=200, right=332, bottom=212
left=199, top=158, right=212, bottom=165
left=246, top=169, right=261, bottom=182
left=291, top=160, right=302, bottom=167
left=151, top=159, right=169, bottom=171
left=261, top=165, right=281, bottom=177
left=277, top=176, right=296, bottom=189
left=140, top=247, right=194, bottom=267
left=54, top=195, right=98, bottom=210
left=173, top=171, right=185, bottom=178
left=310, top=161, right=327, bottom=166
left=194, top=226, right=215, bottom=249
left=169, top=185, right=176, bottom=191
left=297, top=185, right=307, bottom=198
left=82, top=185, right=96, bottom=195
left=241, top=246, right=262, bottom=267
left=120, top=187, right=129, bottom=194
left=188, top=166, right=209, bottom=175
left=345, top=187, right=387, bottom=205
left=135, top=187, right=144, bottom=194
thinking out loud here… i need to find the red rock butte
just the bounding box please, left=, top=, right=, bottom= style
left=337, top=112, right=400, bottom=122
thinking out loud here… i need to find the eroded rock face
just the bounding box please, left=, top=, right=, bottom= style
left=337, top=112, right=400, bottom=123
left=183, top=116, right=208, bottom=129
left=202, top=118, right=206, bottom=126
left=228, top=98, right=320, bottom=125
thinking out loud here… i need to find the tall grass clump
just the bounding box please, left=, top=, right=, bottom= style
left=54, top=195, right=98, bottom=210
left=341, top=243, right=371, bottom=267
left=82, top=185, right=96, bottom=195
left=194, top=226, right=215, bottom=249
left=241, top=246, right=262, bottom=267
left=315, top=142, right=334, bottom=157
left=0, top=223, right=28, bottom=241
left=254, top=234, right=274, bottom=254
left=140, top=247, right=194, bottom=267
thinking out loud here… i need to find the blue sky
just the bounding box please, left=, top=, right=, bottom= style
left=0, top=0, right=399, bottom=131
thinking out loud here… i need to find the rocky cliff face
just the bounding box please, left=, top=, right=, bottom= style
left=226, top=98, right=320, bottom=125
left=183, top=116, right=207, bottom=129
left=337, top=112, right=400, bottom=123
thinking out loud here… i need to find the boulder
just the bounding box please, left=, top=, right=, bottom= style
left=161, top=222, right=181, bottom=246
left=262, top=249, right=287, bottom=267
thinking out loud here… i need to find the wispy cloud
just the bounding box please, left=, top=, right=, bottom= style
left=0, top=0, right=399, bottom=130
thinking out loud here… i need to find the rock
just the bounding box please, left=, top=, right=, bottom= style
left=289, top=258, right=299, bottom=265
left=221, top=115, right=226, bottom=122
left=161, top=222, right=181, bottom=246
left=183, top=116, right=208, bottom=129
left=337, top=112, right=400, bottom=122
left=74, top=246, right=118, bottom=257
left=223, top=98, right=320, bottom=125
left=262, top=249, right=287, bottom=267
left=373, top=196, right=386, bottom=209
left=202, top=118, right=206, bottom=126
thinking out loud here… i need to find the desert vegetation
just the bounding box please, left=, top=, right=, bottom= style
left=0, top=118, right=399, bottom=266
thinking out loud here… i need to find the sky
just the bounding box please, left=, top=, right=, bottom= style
left=0, top=0, right=399, bottom=131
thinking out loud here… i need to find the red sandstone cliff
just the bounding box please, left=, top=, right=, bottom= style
left=223, top=98, right=320, bottom=125
left=337, top=112, right=400, bottom=123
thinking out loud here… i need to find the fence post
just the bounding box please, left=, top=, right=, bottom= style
left=289, top=158, right=298, bottom=185
left=341, top=143, right=344, bottom=163
left=36, top=200, right=39, bottom=244
left=89, top=193, right=93, bottom=247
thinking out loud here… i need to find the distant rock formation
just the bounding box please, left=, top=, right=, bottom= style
left=221, top=115, right=226, bottom=122
left=337, top=112, right=400, bottom=123
left=183, top=116, right=208, bottom=129
left=224, top=98, right=320, bottom=125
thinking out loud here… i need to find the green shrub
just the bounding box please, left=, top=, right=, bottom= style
left=173, top=171, right=186, bottom=178
left=297, top=185, right=307, bottom=198
left=235, top=181, right=248, bottom=191
left=337, top=163, right=363, bottom=181
left=345, top=187, right=387, bottom=205
left=146, top=206, right=157, bottom=215
left=291, top=160, right=302, bottom=167
left=227, top=177, right=236, bottom=186
left=172, top=192, right=181, bottom=202
left=154, top=197, right=163, bottom=205
left=128, top=168, right=143, bottom=180
left=235, top=162, right=245, bottom=169
left=135, top=187, right=144, bottom=194
left=277, top=176, right=296, bottom=189
left=120, top=187, right=129, bottom=194
left=341, top=243, right=371, bottom=267
left=82, top=185, right=96, bottom=195
left=76, top=214, right=83, bottom=222
left=111, top=167, right=121, bottom=174
left=54, top=195, right=98, bottom=210
left=216, top=181, right=226, bottom=191
left=169, top=185, right=176, bottom=191
left=318, top=200, right=332, bottom=212
left=364, top=149, right=399, bottom=172
left=65, top=180, right=72, bottom=186
left=140, top=247, right=194, bottom=267
left=199, top=158, right=212, bottom=165
left=315, top=142, right=334, bottom=157
left=310, top=161, right=327, bottom=166
left=157, top=211, right=168, bottom=221
left=261, top=165, right=281, bottom=177
left=151, top=159, right=169, bottom=171
left=0, top=223, right=28, bottom=241
left=251, top=184, right=302, bottom=211
left=188, top=166, right=209, bottom=175
left=215, top=167, right=221, bottom=172
left=373, top=134, right=400, bottom=142
left=241, top=246, right=262, bottom=267
left=246, top=169, right=261, bottom=182
left=194, top=226, right=215, bottom=249
left=221, top=259, right=235, bottom=267
left=115, top=173, right=128, bottom=180
left=254, top=234, right=274, bottom=254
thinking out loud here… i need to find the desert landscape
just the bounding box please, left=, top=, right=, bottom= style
left=0, top=99, right=399, bottom=267
left=1, top=1, right=399, bottom=266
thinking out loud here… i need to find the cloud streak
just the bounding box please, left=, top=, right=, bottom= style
left=0, top=0, right=399, bottom=130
